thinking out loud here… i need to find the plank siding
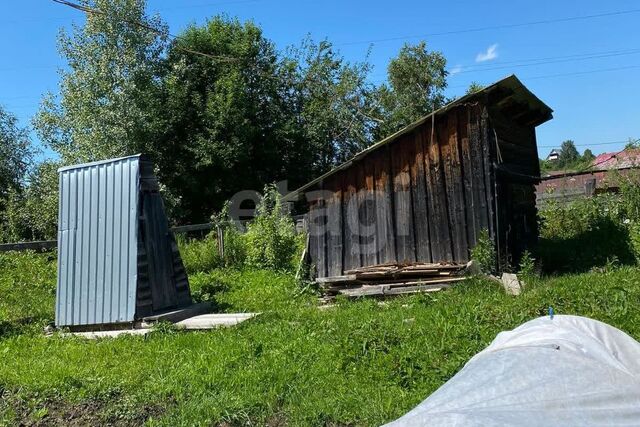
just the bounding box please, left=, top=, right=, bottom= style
left=410, top=129, right=432, bottom=262
left=373, top=148, right=396, bottom=264
left=442, top=111, right=469, bottom=261
left=343, top=167, right=361, bottom=272
left=424, top=120, right=453, bottom=261
left=392, top=136, right=417, bottom=263
left=458, top=108, right=478, bottom=249
left=315, top=187, right=328, bottom=279
left=325, top=174, right=344, bottom=277
left=362, top=160, right=379, bottom=266
left=468, top=107, right=491, bottom=235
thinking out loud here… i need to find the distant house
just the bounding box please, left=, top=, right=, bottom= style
left=546, top=149, right=560, bottom=161
left=536, top=148, right=640, bottom=205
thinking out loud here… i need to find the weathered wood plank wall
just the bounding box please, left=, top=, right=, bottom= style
left=308, top=104, right=499, bottom=278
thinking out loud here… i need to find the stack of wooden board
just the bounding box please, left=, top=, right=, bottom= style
left=317, top=263, right=467, bottom=301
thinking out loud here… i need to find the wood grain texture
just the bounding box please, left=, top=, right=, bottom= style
left=409, top=129, right=432, bottom=262
left=373, top=148, right=397, bottom=264
left=443, top=110, right=469, bottom=261
left=426, top=120, right=454, bottom=261
left=325, top=174, right=344, bottom=277
left=391, top=136, right=417, bottom=263
left=343, top=167, right=361, bottom=272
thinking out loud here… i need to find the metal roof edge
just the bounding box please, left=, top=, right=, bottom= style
left=283, top=74, right=552, bottom=202
left=57, top=154, right=143, bottom=173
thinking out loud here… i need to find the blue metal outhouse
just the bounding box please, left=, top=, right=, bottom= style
left=55, top=155, right=192, bottom=328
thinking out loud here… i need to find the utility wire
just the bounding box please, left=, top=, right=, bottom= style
left=538, top=140, right=628, bottom=149
left=337, top=8, right=640, bottom=46
left=368, top=47, right=640, bottom=81
left=451, top=49, right=640, bottom=75
left=52, top=0, right=244, bottom=62
left=157, top=0, right=262, bottom=11
left=453, top=48, right=640, bottom=70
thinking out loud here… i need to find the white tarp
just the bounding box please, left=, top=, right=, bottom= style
left=385, top=315, right=640, bottom=426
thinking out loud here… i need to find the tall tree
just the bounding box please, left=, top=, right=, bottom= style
left=34, top=0, right=167, bottom=164
left=0, top=106, right=32, bottom=207
left=582, top=148, right=595, bottom=164
left=156, top=16, right=293, bottom=221
left=466, top=82, right=485, bottom=94
left=373, top=41, right=447, bottom=139
left=282, top=38, right=378, bottom=173
left=558, top=140, right=579, bottom=167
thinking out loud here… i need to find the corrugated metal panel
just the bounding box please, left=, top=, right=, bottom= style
left=55, top=155, right=140, bottom=327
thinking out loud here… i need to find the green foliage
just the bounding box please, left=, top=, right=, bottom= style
left=244, top=185, right=303, bottom=272
left=176, top=233, right=222, bottom=275
left=558, top=140, right=579, bottom=166
left=34, top=0, right=166, bottom=164
left=282, top=37, right=379, bottom=170
left=373, top=41, right=447, bottom=139
left=0, top=162, right=60, bottom=243
left=470, top=229, right=496, bottom=274
left=3, top=248, right=640, bottom=425
left=624, top=137, right=640, bottom=151
left=466, top=82, right=485, bottom=94
left=582, top=148, right=595, bottom=163
left=30, top=2, right=453, bottom=225
left=0, top=251, right=57, bottom=336
left=537, top=174, right=640, bottom=272
left=518, top=250, right=537, bottom=278
left=543, top=140, right=596, bottom=172
left=221, top=226, right=248, bottom=268
left=0, top=106, right=32, bottom=204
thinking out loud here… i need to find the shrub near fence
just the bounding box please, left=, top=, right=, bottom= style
left=537, top=172, right=640, bottom=273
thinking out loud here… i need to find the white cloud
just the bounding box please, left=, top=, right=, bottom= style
left=476, top=44, right=499, bottom=62
left=450, top=64, right=463, bottom=75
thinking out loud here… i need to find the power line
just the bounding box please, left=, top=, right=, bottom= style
left=527, top=64, right=640, bottom=81
left=454, top=48, right=640, bottom=70
left=451, top=48, right=640, bottom=75
left=437, top=63, right=640, bottom=90
left=52, top=0, right=244, bottom=63
left=336, top=8, right=640, bottom=46
left=538, top=140, right=628, bottom=149
left=156, top=0, right=262, bottom=11
left=369, top=47, right=640, bottom=80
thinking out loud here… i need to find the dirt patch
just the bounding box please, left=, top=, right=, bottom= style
left=2, top=390, right=170, bottom=426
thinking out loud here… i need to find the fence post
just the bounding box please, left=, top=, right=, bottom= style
left=217, top=226, right=224, bottom=260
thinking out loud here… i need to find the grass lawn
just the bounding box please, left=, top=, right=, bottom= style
left=1, top=250, right=640, bottom=426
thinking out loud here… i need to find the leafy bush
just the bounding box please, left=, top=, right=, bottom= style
left=537, top=185, right=640, bottom=272
left=0, top=161, right=59, bottom=243
left=0, top=251, right=57, bottom=336
left=221, top=226, right=247, bottom=268
left=177, top=233, right=222, bottom=275
left=244, top=185, right=304, bottom=272
left=470, top=229, right=496, bottom=274
left=518, top=250, right=537, bottom=278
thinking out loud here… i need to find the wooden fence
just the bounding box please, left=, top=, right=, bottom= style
left=0, top=222, right=216, bottom=253
left=0, top=215, right=307, bottom=253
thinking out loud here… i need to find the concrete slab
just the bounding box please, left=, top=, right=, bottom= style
left=141, top=302, right=213, bottom=324
left=67, top=329, right=152, bottom=339
left=176, top=313, right=258, bottom=330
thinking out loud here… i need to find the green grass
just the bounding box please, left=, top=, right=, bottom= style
left=1, top=249, right=640, bottom=426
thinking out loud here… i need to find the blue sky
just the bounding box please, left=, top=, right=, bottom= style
left=2, top=0, right=639, bottom=162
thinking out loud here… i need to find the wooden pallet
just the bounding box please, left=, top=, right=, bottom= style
left=317, top=262, right=467, bottom=300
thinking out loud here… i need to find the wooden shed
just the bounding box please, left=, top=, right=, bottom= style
left=285, top=75, right=553, bottom=278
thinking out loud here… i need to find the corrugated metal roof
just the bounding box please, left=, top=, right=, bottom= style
left=56, top=156, right=140, bottom=326
left=283, top=74, right=552, bottom=202
left=593, top=149, right=640, bottom=170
